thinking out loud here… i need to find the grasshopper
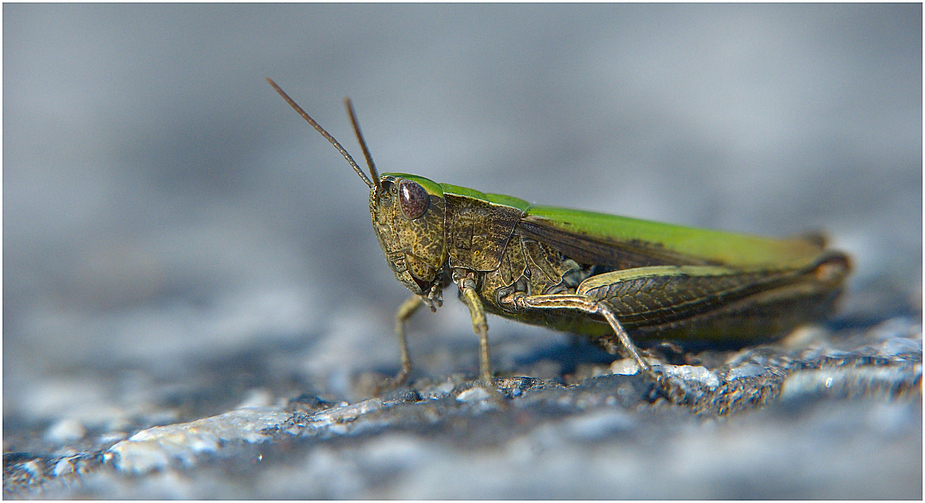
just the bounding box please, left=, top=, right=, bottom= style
left=267, top=78, right=851, bottom=387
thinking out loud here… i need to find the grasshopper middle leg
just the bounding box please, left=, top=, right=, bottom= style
left=458, top=278, right=493, bottom=385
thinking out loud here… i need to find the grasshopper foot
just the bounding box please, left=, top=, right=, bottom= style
left=366, top=367, right=413, bottom=397
left=652, top=370, right=688, bottom=404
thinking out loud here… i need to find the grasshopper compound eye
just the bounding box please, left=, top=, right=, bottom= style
left=399, top=179, right=429, bottom=219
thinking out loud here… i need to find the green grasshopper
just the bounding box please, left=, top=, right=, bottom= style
left=267, top=78, right=851, bottom=387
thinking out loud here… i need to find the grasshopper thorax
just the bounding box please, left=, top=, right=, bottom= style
left=370, top=174, right=450, bottom=306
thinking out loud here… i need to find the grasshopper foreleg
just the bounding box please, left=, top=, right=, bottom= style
left=393, top=294, right=423, bottom=384
left=515, top=294, right=655, bottom=379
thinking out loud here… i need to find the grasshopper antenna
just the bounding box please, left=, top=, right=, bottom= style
left=344, top=98, right=381, bottom=192
left=266, top=78, right=379, bottom=191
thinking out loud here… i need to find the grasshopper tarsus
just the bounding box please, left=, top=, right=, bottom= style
left=652, top=372, right=687, bottom=405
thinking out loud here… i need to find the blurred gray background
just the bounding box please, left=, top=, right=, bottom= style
left=3, top=2, right=921, bottom=463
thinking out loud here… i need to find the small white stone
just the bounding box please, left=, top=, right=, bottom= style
left=109, top=407, right=291, bottom=474
left=664, top=365, right=720, bottom=389
left=43, top=418, right=87, bottom=443
left=608, top=359, right=640, bottom=375
left=236, top=388, right=274, bottom=409
left=456, top=387, right=491, bottom=402
left=21, top=459, right=44, bottom=477
left=52, top=457, right=75, bottom=477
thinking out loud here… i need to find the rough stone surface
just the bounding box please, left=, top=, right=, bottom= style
left=4, top=318, right=921, bottom=499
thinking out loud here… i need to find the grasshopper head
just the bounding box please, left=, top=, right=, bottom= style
left=370, top=174, right=449, bottom=306
left=264, top=80, right=449, bottom=307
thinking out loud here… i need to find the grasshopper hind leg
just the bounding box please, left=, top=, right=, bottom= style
left=515, top=293, right=689, bottom=401
left=515, top=294, right=656, bottom=379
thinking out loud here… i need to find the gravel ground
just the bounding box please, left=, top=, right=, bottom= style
left=4, top=4, right=921, bottom=499
left=3, top=320, right=922, bottom=499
